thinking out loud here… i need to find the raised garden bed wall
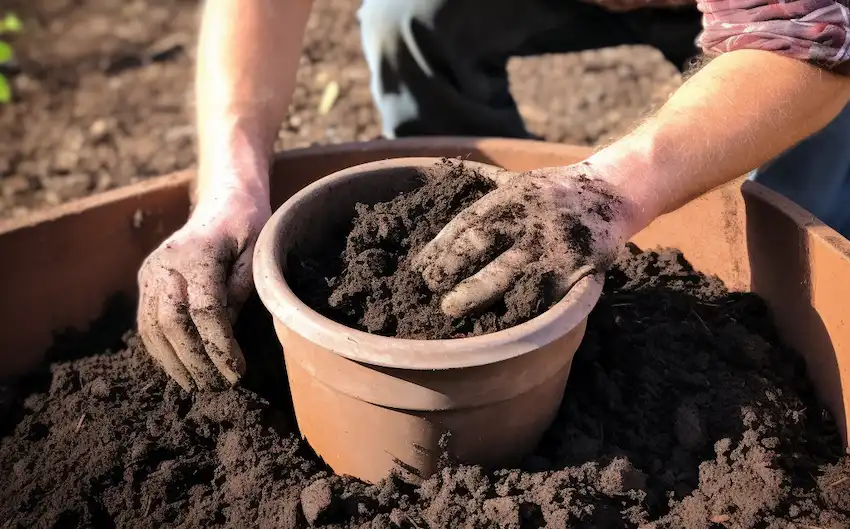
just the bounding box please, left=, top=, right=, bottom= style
left=1, top=138, right=849, bottom=448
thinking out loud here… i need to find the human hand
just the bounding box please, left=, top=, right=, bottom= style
left=137, top=187, right=271, bottom=391
left=413, top=163, right=634, bottom=317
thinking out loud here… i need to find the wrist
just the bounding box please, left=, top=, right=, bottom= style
left=584, top=124, right=670, bottom=236
left=195, top=162, right=270, bottom=204
left=195, top=119, right=273, bottom=205
left=188, top=182, right=271, bottom=230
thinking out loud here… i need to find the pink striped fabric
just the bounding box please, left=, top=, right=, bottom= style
left=698, top=0, right=850, bottom=73
left=580, top=0, right=850, bottom=73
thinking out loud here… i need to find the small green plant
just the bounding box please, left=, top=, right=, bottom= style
left=0, top=12, right=23, bottom=103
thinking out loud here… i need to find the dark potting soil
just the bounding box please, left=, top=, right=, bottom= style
left=288, top=160, right=582, bottom=339
left=2, top=249, right=850, bottom=528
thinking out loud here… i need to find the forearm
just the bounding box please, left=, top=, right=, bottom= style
left=588, top=50, right=850, bottom=233
left=194, top=0, right=313, bottom=202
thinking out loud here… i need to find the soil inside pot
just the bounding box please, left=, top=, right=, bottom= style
left=2, top=247, right=850, bottom=528
left=288, top=159, right=590, bottom=339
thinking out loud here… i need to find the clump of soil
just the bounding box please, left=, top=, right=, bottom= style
left=2, top=248, right=850, bottom=528
left=289, top=160, right=586, bottom=339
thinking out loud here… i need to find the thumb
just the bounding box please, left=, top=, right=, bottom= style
left=226, top=247, right=256, bottom=324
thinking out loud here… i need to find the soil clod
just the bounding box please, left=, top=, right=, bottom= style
left=302, top=478, right=338, bottom=526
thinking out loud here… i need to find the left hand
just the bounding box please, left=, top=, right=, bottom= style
left=413, top=162, right=634, bottom=317
left=136, top=186, right=270, bottom=391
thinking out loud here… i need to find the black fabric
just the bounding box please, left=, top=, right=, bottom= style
left=380, top=0, right=702, bottom=138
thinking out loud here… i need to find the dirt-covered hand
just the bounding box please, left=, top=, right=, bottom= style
left=137, top=188, right=271, bottom=391
left=413, top=163, right=632, bottom=317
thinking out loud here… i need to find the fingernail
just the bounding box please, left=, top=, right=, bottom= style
left=174, top=375, right=194, bottom=392
left=220, top=367, right=241, bottom=386
left=440, top=295, right=468, bottom=319
left=220, top=346, right=246, bottom=385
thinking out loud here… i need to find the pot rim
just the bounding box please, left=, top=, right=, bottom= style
left=253, top=157, right=604, bottom=370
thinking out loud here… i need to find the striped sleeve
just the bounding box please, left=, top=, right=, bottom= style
left=697, top=0, right=850, bottom=73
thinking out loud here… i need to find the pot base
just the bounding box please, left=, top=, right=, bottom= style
left=278, top=319, right=586, bottom=483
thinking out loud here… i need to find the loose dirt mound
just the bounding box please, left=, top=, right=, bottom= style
left=0, top=0, right=679, bottom=220
left=2, top=247, right=849, bottom=528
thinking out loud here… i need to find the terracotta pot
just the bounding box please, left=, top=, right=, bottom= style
left=253, top=157, right=603, bottom=483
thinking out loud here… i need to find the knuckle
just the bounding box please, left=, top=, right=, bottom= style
left=159, top=306, right=190, bottom=334
left=138, top=255, right=164, bottom=281
left=189, top=283, right=224, bottom=310
left=158, top=317, right=182, bottom=335
left=140, top=250, right=181, bottom=278
left=189, top=302, right=219, bottom=319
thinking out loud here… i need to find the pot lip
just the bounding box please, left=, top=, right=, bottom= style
left=253, top=157, right=604, bottom=371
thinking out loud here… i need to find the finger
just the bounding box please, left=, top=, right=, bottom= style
left=412, top=210, right=475, bottom=272
left=412, top=192, right=502, bottom=271
left=551, top=262, right=599, bottom=299
left=139, top=326, right=194, bottom=392
left=441, top=247, right=534, bottom=318
left=226, top=249, right=255, bottom=324
left=421, top=227, right=496, bottom=293
left=187, top=262, right=247, bottom=386
left=137, top=278, right=194, bottom=391
left=158, top=272, right=225, bottom=391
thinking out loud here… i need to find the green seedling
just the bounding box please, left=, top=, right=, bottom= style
left=0, top=13, right=23, bottom=103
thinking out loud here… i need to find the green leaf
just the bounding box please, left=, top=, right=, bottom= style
left=1, top=13, right=22, bottom=33
left=0, top=41, right=11, bottom=63
left=0, top=74, right=10, bottom=103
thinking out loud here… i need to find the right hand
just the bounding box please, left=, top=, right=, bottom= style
left=413, top=162, right=635, bottom=317
left=137, top=187, right=271, bottom=391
